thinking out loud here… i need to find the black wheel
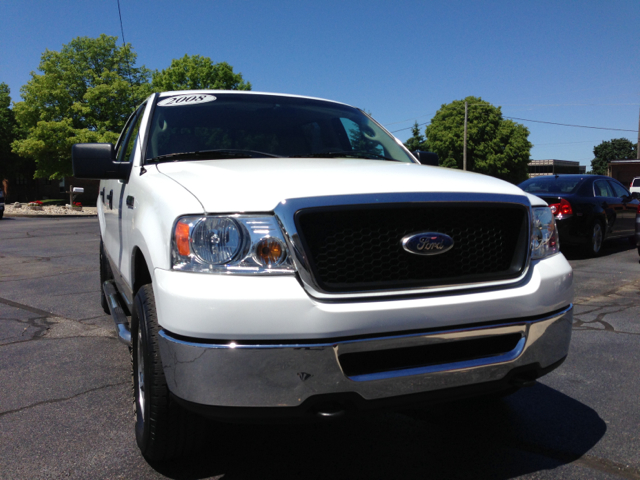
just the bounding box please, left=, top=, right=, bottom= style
left=131, top=284, right=201, bottom=461
left=583, top=220, right=604, bottom=257
left=99, top=240, right=112, bottom=314
left=0, top=210, right=4, bottom=220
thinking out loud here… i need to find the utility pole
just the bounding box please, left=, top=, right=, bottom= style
left=637, top=105, right=640, bottom=160
left=463, top=101, right=468, bottom=171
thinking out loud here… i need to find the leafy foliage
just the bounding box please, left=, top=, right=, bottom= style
left=426, top=96, right=532, bottom=183
left=12, top=35, right=152, bottom=179
left=152, top=55, right=251, bottom=92
left=403, top=122, right=429, bottom=152
left=0, top=83, right=23, bottom=183
left=590, top=138, right=638, bottom=175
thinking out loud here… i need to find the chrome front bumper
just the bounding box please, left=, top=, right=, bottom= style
left=157, top=305, right=572, bottom=409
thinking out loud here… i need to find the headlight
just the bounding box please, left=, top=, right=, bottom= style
left=171, top=215, right=296, bottom=274
left=531, top=206, right=560, bottom=260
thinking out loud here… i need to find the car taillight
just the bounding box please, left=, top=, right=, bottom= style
left=637, top=204, right=640, bottom=214
left=548, top=198, right=573, bottom=217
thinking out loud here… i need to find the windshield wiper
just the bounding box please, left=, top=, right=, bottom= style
left=296, top=151, right=401, bottom=162
left=147, top=149, right=282, bottom=163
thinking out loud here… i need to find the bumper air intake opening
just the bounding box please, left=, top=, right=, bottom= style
left=339, top=333, right=523, bottom=378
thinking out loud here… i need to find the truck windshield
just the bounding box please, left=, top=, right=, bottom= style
left=145, top=93, right=415, bottom=163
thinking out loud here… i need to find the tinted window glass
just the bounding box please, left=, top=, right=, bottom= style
left=609, top=180, right=630, bottom=198
left=593, top=180, right=614, bottom=197
left=632, top=178, right=640, bottom=187
left=519, top=176, right=582, bottom=194
left=117, top=104, right=146, bottom=163
left=114, top=110, right=138, bottom=161
left=145, top=94, right=415, bottom=163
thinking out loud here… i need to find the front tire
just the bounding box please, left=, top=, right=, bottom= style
left=131, top=284, right=201, bottom=461
left=583, top=220, right=604, bottom=257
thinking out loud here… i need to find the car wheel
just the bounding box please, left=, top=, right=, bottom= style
left=583, top=220, right=604, bottom=257
left=131, top=284, right=201, bottom=461
left=99, top=240, right=112, bottom=314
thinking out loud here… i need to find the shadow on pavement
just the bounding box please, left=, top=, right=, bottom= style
left=151, top=383, right=605, bottom=479
left=561, top=237, right=637, bottom=261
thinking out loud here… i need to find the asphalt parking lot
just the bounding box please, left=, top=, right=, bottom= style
left=1, top=216, right=639, bottom=479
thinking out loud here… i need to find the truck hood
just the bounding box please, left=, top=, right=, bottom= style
left=156, top=158, right=530, bottom=213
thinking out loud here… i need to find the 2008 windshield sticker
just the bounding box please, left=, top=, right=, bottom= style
left=157, top=94, right=217, bottom=107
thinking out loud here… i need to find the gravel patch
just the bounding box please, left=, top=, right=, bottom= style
left=4, top=204, right=97, bottom=216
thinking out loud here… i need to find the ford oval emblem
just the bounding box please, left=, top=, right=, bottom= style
left=401, top=232, right=454, bottom=256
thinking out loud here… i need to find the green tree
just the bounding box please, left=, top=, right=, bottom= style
left=0, top=83, right=22, bottom=184
left=12, top=34, right=152, bottom=179
left=403, top=122, right=429, bottom=152
left=426, top=96, right=532, bottom=183
left=152, top=55, right=251, bottom=92
left=590, top=138, right=638, bottom=175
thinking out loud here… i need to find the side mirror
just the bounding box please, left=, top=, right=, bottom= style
left=413, top=150, right=439, bottom=166
left=72, top=144, right=131, bottom=180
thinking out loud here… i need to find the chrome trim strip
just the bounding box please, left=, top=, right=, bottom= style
left=273, top=192, right=533, bottom=300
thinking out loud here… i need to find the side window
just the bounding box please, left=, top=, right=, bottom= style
left=117, top=104, right=146, bottom=163
left=593, top=180, right=614, bottom=198
left=609, top=180, right=630, bottom=198
left=114, top=111, right=138, bottom=161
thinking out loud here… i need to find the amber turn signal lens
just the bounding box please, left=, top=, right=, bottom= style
left=256, top=238, right=284, bottom=266
left=175, top=222, right=191, bottom=256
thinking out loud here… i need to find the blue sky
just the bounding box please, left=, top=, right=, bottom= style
left=1, top=0, right=638, bottom=168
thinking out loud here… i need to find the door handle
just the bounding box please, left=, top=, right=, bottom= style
left=126, top=196, right=134, bottom=209
left=107, top=190, right=113, bottom=210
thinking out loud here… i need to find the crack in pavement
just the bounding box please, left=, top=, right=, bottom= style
left=0, top=381, right=129, bottom=419
left=50, top=289, right=99, bottom=298
left=0, top=316, right=51, bottom=345
left=0, top=254, right=94, bottom=267
left=573, top=303, right=640, bottom=336
left=0, top=297, right=115, bottom=346
left=0, top=230, right=99, bottom=241
left=504, top=437, right=640, bottom=479
left=0, top=296, right=54, bottom=317
left=574, top=454, right=640, bottom=480
left=0, top=268, right=93, bottom=283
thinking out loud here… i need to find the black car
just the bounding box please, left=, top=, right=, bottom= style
left=519, top=174, right=639, bottom=256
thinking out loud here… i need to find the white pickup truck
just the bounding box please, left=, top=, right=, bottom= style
left=72, top=90, right=573, bottom=461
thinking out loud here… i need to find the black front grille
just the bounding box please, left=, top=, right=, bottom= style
left=295, top=203, right=528, bottom=292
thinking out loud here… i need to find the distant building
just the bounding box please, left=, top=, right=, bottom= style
left=528, top=159, right=586, bottom=177
left=607, top=159, right=640, bottom=188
